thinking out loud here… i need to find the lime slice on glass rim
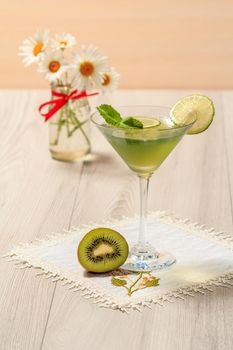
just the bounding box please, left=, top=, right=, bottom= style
left=170, top=95, right=215, bottom=134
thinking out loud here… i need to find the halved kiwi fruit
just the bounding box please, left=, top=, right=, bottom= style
left=77, top=228, right=129, bottom=273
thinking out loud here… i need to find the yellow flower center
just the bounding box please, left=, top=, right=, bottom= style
left=60, top=40, right=67, bottom=48
left=80, top=61, right=94, bottom=77
left=48, top=61, right=61, bottom=73
left=102, top=73, right=111, bottom=86
left=33, top=42, right=43, bottom=56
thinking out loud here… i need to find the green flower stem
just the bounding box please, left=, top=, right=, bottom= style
left=127, top=272, right=144, bottom=296
left=50, top=84, right=91, bottom=149
left=130, top=286, right=151, bottom=294
left=51, top=109, right=64, bottom=146
left=66, top=121, right=71, bottom=137
left=67, top=109, right=91, bottom=148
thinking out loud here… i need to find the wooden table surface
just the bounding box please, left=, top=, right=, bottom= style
left=0, top=90, right=233, bottom=350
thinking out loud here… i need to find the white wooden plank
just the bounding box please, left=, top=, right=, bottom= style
left=0, top=91, right=83, bottom=349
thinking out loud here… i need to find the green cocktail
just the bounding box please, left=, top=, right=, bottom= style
left=92, top=96, right=215, bottom=272
left=92, top=106, right=195, bottom=272
left=104, top=117, right=183, bottom=176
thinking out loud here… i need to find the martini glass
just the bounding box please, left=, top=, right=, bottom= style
left=91, top=106, right=195, bottom=272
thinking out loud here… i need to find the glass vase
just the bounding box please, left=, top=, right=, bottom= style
left=49, top=84, right=91, bottom=162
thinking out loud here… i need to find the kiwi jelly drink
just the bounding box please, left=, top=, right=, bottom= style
left=92, top=106, right=196, bottom=272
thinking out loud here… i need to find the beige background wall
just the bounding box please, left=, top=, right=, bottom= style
left=1, top=0, right=233, bottom=89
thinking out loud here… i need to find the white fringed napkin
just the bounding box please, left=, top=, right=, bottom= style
left=5, top=212, right=233, bottom=312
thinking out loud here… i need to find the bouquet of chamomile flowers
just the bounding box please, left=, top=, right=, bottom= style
left=18, top=29, right=120, bottom=158
left=19, top=29, right=119, bottom=93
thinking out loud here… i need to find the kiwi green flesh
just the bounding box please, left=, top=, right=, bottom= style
left=78, top=228, right=129, bottom=273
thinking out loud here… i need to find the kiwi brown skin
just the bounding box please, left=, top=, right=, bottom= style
left=77, top=227, right=129, bottom=273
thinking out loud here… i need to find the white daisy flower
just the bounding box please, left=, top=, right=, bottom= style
left=71, top=45, right=108, bottom=90
left=18, top=29, right=49, bottom=66
left=52, top=32, right=76, bottom=51
left=101, top=66, right=120, bottom=92
left=38, top=52, right=69, bottom=83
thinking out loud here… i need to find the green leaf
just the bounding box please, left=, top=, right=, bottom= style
left=111, top=277, right=127, bottom=287
left=96, top=104, right=122, bottom=126
left=121, top=117, right=143, bottom=129
left=58, top=119, right=66, bottom=126
left=144, top=277, right=160, bottom=287
left=96, top=105, right=143, bottom=129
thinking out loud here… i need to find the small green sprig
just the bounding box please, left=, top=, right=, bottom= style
left=97, top=104, right=143, bottom=129
left=111, top=272, right=159, bottom=296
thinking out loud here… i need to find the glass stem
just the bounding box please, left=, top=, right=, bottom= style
left=138, top=175, right=150, bottom=247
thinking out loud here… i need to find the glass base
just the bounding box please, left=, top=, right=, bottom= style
left=122, top=243, right=176, bottom=272
left=50, top=148, right=90, bottom=162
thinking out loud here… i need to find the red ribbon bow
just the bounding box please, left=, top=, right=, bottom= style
left=39, top=89, right=98, bottom=121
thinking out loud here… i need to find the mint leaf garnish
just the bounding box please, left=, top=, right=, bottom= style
left=122, top=117, right=143, bottom=129
left=96, top=104, right=121, bottom=127
left=96, top=104, right=143, bottom=129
